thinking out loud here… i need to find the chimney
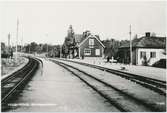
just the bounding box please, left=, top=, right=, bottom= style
left=145, top=32, right=150, bottom=37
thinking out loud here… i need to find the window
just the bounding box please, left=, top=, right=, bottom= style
left=140, top=51, right=146, bottom=59
left=84, top=49, right=91, bottom=55
left=150, top=52, right=156, bottom=58
left=89, top=38, right=94, bottom=48
left=95, top=49, right=100, bottom=56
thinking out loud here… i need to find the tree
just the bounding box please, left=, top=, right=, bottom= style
left=41, top=44, right=48, bottom=52
left=102, top=38, right=120, bottom=59
left=1, top=42, right=6, bottom=54
left=62, top=44, right=69, bottom=58
left=48, top=45, right=60, bottom=57
left=36, top=45, right=42, bottom=53
left=24, top=44, right=30, bottom=53
left=62, top=25, right=75, bottom=58
left=30, top=42, right=38, bottom=53
left=83, top=30, right=91, bottom=39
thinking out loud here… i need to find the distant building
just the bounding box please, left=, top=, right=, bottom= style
left=118, top=32, right=166, bottom=65
left=74, top=34, right=105, bottom=58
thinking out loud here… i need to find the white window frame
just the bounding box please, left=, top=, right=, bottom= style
left=150, top=52, right=156, bottom=58
left=84, top=48, right=91, bottom=55
left=95, top=49, right=100, bottom=56
left=89, top=38, right=94, bottom=48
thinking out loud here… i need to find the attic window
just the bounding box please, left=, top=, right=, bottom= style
left=89, top=38, right=94, bottom=48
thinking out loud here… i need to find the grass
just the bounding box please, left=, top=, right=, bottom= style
left=1, top=57, right=27, bottom=76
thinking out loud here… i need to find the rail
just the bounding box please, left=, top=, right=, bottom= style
left=1, top=57, right=41, bottom=111
left=57, top=58, right=166, bottom=96
left=52, top=60, right=166, bottom=112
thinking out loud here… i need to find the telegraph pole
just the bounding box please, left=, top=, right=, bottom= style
left=29, top=44, right=31, bottom=54
left=60, top=45, right=62, bottom=58
left=129, top=25, right=132, bottom=65
left=8, top=33, right=10, bottom=48
left=45, top=33, right=48, bottom=57
left=21, top=32, right=23, bottom=53
left=47, top=44, right=48, bottom=54
left=16, top=19, right=19, bottom=61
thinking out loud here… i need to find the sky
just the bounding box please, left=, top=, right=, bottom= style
left=0, top=1, right=166, bottom=46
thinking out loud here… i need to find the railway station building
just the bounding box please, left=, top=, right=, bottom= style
left=74, top=34, right=105, bottom=59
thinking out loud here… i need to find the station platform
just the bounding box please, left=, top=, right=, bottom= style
left=65, top=58, right=166, bottom=82
left=7, top=58, right=119, bottom=112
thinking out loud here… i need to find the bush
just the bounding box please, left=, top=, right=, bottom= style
left=152, top=59, right=166, bottom=69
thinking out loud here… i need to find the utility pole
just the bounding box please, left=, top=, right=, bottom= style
left=45, top=34, right=48, bottom=57
left=12, top=42, right=14, bottom=50
left=129, top=25, right=132, bottom=65
left=8, top=33, right=10, bottom=48
left=21, top=33, right=23, bottom=53
left=29, top=44, right=31, bottom=54
left=47, top=44, right=48, bottom=54
left=60, top=45, right=62, bottom=58
left=16, top=19, right=19, bottom=62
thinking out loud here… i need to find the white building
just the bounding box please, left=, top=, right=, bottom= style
left=136, top=48, right=166, bottom=65
left=119, top=32, right=166, bottom=65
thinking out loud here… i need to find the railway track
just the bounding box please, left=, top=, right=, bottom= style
left=1, top=57, right=40, bottom=111
left=57, top=58, right=166, bottom=96
left=51, top=59, right=166, bottom=112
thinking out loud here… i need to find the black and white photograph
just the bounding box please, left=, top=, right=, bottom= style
left=1, top=0, right=166, bottom=112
